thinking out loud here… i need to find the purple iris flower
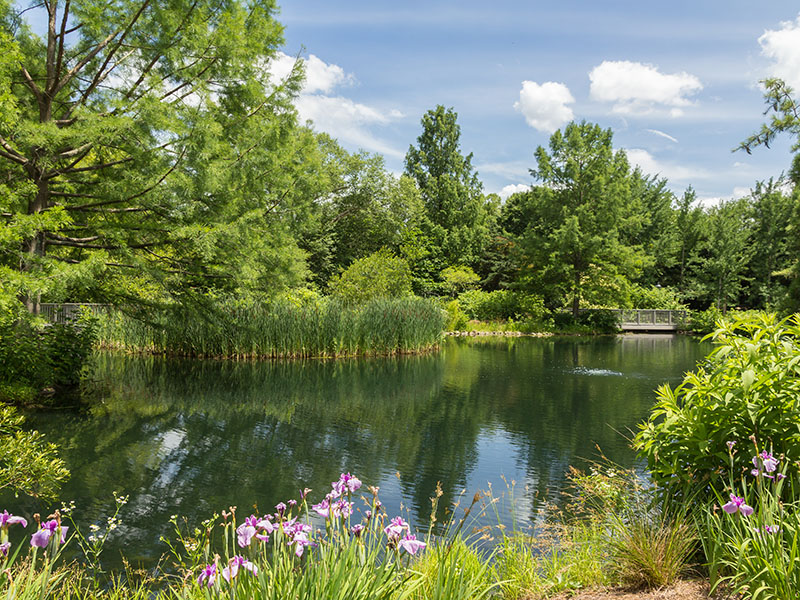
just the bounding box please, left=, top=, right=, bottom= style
left=398, top=534, right=426, bottom=555
left=722, top=494, right=754, bottom=517
left=0, top=511, right=27, bottom=531
left=753, top=451, right=779, bottom=473
left=0, top=542, right=9, bottom=557
left=350, top=524, right=365, bottom=537
left=312, top=499, right=330, bottom=518
left=255, top=516, right=274, bottom=541
left=726, top=441, right=736, bottom=451
left=275, top=502, right=287, bottom=515
left=221, top=556, right=257, bottom=583
left=384, top=516, right=409, bottom=541
left=30, top=520, right=68, bottom=548
left=197, top=563, right=217, bottom=588
left=236, top=517, right=258, bottom=548
left=290, top=531, right=315, bottom=557
left=332, top=499, right=353, bottom=519
left=764, top=525, right=782, bottom=534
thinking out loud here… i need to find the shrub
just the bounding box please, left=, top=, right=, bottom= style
left=629, top=285, right=686, bottom=310
left=634, top=313, right=800, bottom=503
left=0, top=302, right=97, bottom=400
left=687, top=307, right=723, bottom=335
left=0, top=405, right=69, bottom=499
left=443, top=300, right=468, bottom=331
left=457, top=289, right=545, bottom=321
left=440, top=266, right=480, bottom=297
left=577, top=309, right=620, bottom=333
left=328, top=249, right=412, bottom=305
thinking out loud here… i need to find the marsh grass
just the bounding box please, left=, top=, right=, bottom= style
left=96, top=297, right=445, bottom=359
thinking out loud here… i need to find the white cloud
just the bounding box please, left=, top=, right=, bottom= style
left=499, top=184, right=530, bottom=199
left=476, top=160, right=530, bottom=180
left=625, top=148, right=709, bottom=182
left=646, top=129, right=678, bottom=143
left=589, top=61, right=702, bottom=116
left=759, top=16, right=800, bottom=90
left=513, top=81, right=575, bottom=132
left=269, top=53, right=404, bottom=157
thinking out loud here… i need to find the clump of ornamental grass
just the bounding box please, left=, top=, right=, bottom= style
left=97, top=296, right=445, bottom=359
left=698, top=437, right=800, bottom=600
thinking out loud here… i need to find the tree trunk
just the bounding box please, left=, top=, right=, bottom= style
left=572, top=270, right=580, bottom=318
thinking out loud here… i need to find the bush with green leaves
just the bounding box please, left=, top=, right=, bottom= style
left=439, top=266, right=480, bottom=297
left=0, top=405, right=69, bottom=499
left=0, top=302, right=97, bottom=402
left=328, top=249, right=413, bottom=305
left=629, top=285, right=686, bottom=310
left=634, top=313, right=800, bottom=503
left=456, top=289, right=545, bottom=321
left=577, top=309, right=620, bottom=333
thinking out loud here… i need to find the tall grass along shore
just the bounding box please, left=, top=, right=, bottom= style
left=96, top=297, right=445, bottom=359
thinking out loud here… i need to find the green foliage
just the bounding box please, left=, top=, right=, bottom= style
left=404, top=105, right=492, bottom=270
left=97, top=296, right=444, bottom=358
left=0, top=300, right=97, bottom=399
left=440, top=266, right=480, bottom=297
left=0, top=405, right=69, bottom=499
left=698, top=446, right=800, bottom=600
left=635, top=313, right=800, bottom=502
left=687, top=307, right=724, bottom=335
left=443, top=299, right=468, bottom=331
left=629, top=285, right=686, bottom=310
left=576, top=309, right=620, bottom=334
left=457, top=289, right=545, bottom=321
left=328, top=249, right=413, bottom=305
left=520, top=121, right=647, bottom=316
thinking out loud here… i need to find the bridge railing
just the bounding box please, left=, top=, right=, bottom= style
left=39, top=303, right=109, bottom=324
left=613, top=309, right=688, bottom=328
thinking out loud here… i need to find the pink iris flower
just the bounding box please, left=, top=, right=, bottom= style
left=398, top=534, right=426, bottom=555
left=197, top=563, right=217, bottom=587
left=221, top=555, right=257, bottom=583
left=30, top=520, right=68, bottom=548
left=722, top=494, right=754, bottom=516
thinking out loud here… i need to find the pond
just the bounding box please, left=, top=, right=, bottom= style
left=5, top=334, right=711, bottom=570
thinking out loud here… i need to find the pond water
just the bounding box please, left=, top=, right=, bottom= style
left=5, top=334, right=710, bottom=570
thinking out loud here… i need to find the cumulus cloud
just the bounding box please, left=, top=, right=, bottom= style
left=513, top=81, right=575, bottom=132
left=499, top=183, right=530, bottom=199
left=759, top=16, right=800, bottom=90
left=269, top=52, right=403, bottom=157
left=589, top=61, right=702, bottom=116
left=625, top=148, right=709, bottom=182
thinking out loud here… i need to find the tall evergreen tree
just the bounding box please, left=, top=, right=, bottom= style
left=404, top=105, right=490, bottom=276
left=0, top=0, right=312, bottom=311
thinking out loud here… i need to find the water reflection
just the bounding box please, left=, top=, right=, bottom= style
left=5, top=334, right=710, bottom=569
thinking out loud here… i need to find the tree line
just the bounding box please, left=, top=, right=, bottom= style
left=0, top=0, right=798, bottom=319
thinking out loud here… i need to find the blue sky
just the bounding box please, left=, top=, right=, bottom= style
left=276, top=1, right=800, bottom=203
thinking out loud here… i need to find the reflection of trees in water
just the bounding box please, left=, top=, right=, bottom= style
left=13, top=336, right=710, bottom=568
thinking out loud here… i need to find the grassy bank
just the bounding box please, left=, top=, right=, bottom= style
left=96, top=297, right=445, bottom=359
left=0, top=467, right=699, bottom=600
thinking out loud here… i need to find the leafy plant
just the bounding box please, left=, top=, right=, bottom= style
left=328, top=249, right=413, bottom=305
left=635, top=313, right=800, bottom=503
left=577, top=309, right=620, bottom=333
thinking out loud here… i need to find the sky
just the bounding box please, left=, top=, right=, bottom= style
left=274, top=0, right=800, bottom=203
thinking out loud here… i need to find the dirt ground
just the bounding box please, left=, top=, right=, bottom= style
left=549, top=580, right=729, bottom=600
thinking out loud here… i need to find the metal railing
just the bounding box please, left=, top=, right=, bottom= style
left=39, top=303, right=109, bottom=324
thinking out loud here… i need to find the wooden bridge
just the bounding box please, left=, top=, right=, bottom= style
left=610, top=309, right=688, bottom=332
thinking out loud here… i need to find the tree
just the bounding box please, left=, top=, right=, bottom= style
left=0, top=0, right=313, bottom=312
left=739, top=78, right=800, bottom=312
left=521, top=121, right=644, bottom=316
left=694, top=199, right=752, bottom=314
left=404, top=105, right=491, bottom=272
left=670, top=187, right=704, bottom=298
left=745, top=179, right=794, bottom=308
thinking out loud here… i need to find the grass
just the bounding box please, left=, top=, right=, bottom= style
left=96, top=297, right=445, bottom=359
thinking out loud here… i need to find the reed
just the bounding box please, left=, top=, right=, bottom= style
left=96, top=297, right=445, bottom=359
